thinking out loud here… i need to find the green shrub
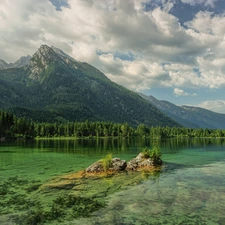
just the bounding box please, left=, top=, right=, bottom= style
left=150, top=146, right=162, bottom=159
left=142, top=146, right=162, bottom=163
left=142, top=147, right=151, bottom=158
left=101, top=153, right=113, bottom=172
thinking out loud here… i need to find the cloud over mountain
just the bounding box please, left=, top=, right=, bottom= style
left=0, top=0, right=225, bottom=112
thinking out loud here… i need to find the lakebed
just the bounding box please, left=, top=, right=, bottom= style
left=1, top=138, right=225, bottom=224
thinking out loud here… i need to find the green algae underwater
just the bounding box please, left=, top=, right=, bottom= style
left=1, top=138, right=225, bottom=225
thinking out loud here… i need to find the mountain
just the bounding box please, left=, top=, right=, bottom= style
left=181, top=106, right=225, bottom=129
left=139, top=94, right=225, bottom=129
left=11, top=55, right=32, bottom=68
left=0, top=59, right=9, bottom=70
left=0, top=45, right=179, bottom=127
left=0, top=56, right=31, bottom=70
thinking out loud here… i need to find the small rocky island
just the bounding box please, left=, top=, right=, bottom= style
left=86, top=147, right=162, bottom=174
left=41, top=147, right=162, bottom=195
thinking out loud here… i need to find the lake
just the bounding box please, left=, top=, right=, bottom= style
left=1, top=138, right=225, bottom=225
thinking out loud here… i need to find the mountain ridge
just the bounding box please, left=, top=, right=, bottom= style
left=0, top=55, right=31, bottom=70
left=139, top=93, right=225, bottom=129
left=0, top=45, right=179, bottom=127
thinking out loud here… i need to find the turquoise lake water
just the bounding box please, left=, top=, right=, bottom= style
left=1, top=138, right=225, bottom=224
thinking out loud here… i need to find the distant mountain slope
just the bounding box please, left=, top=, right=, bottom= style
left=181, top=106, right=225, bottom=129
left=0, top=59, right=9, bottom=70
left=139, top=94, right=225, bottom=129
left=12, top=56, right=32, bottom=68
left=0, top=56, right=31, bottom=70
left=0, top=45, right=179, bottom=127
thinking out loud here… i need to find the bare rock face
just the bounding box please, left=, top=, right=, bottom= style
left=0, top=56, right=31, bottom=70
left=126, top=152, right=162, bottom=171
left=12, top=55, right=31, bottom=68
left=85, top=158, right=127, bottom=173
left=86, top=161, right=104, bottom=173
left=110, top=158, right=127, bottom=172
left=0, top=59, right=9, bottom=70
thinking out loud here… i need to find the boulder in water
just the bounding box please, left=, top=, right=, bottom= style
left=126, top=152, right=162, bottom=171
left=85, top=158, right=127, bottom=173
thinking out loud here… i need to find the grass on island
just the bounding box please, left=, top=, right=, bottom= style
left=100, top=153, right=113, bottom=172
left=142, top=146, right=162, bottom=159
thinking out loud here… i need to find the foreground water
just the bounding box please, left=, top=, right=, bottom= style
left=1, top=138, right=225, bottom=224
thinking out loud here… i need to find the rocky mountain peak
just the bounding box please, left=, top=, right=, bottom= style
left=50, top=46, right=80, bottom=70
left=27, top=45, right=65, bottom=81
left=0, top=56, right=31, bottom=70
left=33, top=45, right=58, bottom=61
left=0, top=59, right=9, bottom=70
left=12, top=55, right=31, bottom=68
left=51, top=46, right=76, bottom=62
left=0, top=45, right=180, bottom=127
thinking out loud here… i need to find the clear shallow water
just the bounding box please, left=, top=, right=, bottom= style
left=1, top=138, right=225, bottom=224
left=75, top=163, right=225, bottom=225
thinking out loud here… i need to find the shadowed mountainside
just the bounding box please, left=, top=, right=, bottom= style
left=139, top=93, right=225, bottom=129
left=0, top=45, right=179, bottom=127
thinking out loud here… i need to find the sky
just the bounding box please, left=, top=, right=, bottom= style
left=1, top=0, right=225, bottom=113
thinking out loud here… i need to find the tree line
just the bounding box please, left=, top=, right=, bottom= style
left=1, top=110, right=225, bottom=139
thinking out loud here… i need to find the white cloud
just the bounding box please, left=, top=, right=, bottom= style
left=185, top=11, right=225, bottom=36
left=174, top=88, right=196, bottom=96
left=174, top=88, right=188, bottom=96
left=99, top=54, right=170, bottom=91
left=197, top=100, right=225, bottom=113
left=162, top=2, right=174, bottom=12
left=181, top=0, right=218, bottom=7
left=0, top=0, right=225, bottom=96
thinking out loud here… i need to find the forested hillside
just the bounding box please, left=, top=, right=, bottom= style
left=0, top=45, right=179, bottom=127
left=140, top=94, right=225, bottom=129
left=1, top=110, right=224, bottom=140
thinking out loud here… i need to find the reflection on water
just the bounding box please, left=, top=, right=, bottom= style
left=2, top=137, right=225, bottom=154
left=0, top=138, right=225, bottom=224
